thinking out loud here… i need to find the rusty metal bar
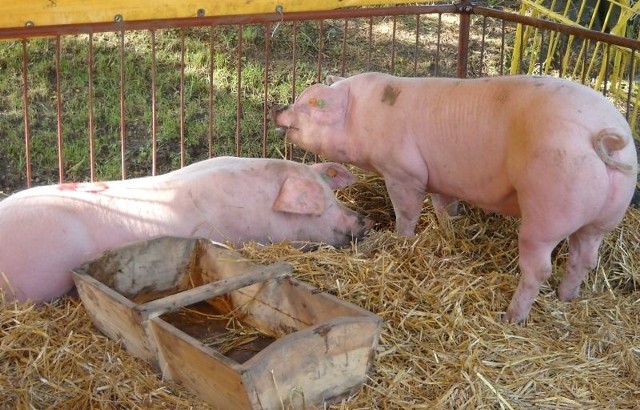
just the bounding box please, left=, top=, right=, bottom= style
left=88, top=32, right=96, bottom=181
left=236, top=25, right=243, bottom=156
left=291, top=22, right=297, bottom=97
left=208, top=26, right=215, bottom=158
left=180, top=29, right=186, bottom=167
left=0, top=4, right=459, bottom=41
left=435, top=14, right=442, bottom=76
left=317, top=20, right=324, bottom=82
left=21, top=39, right=32, bottom=188
left=55, top=35, right=64, bottom=183
left=341, top=19, right=348, bottom=76
left=479, top=16, right=487, bottom=76
left=367, top=16, right=373, bottom=71
left=119, top=29, right=126, bottom=179
left=150, top=30, right=158, bottom=175
left=603, top=42, right=610, bottom=96
left=391, top=15, right=397, bottom=74
left=627, top=49, right=635, bottom=120
left=413, top=14, right=420, bottom=76
left=500, top=20, right=505, bottom=75
left=262, top=23, right=271, bottom=158
left=4, top=3, right=638, bottom=52
left=456, top=2, right=471, bottom=78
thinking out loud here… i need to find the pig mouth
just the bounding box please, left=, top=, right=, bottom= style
left=275, top=124, right=299, bottom=138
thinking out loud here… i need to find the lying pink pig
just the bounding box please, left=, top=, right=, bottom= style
left=0, top=156, right=371, bottom=303
left=273, top=73, right=638, bottom=323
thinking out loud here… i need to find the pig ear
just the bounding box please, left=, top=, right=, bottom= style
left=273, top=176, right=326, bottom=216
left=326, top=75, right=345, bottom=85
left=309, top=162, right=358, bottom=190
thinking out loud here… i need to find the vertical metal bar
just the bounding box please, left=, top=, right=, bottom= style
left=500, top=20, right=505, bottom=75
left=150, top=30, right=157, bottom=175
left=22, top=39, right=32, bottom=188
left=317, top=20, right=324, bottom=82
left=603, top=43, right=610, bottom=96
left=262, top=23, right=271, bottom=158
left=581, top=39, right=590, bottom=84
left=391, top=15, right=397, bottom=74
left=88, top=32, right=96, bottom=181
left=413, top=15, right=420, bottom=76
left=119, top=29, right=126, bottom=179
left=479, top=16, right=487, bottom=77
left=457, top=4, right=471, bottom=78
left=538, top=30, right=544, bottom=75
left=518, top=22, right=524, bottom=74
left=236, top=25, right=243, bottom=157
left=435, top=14, right=442, bottom=76
left=180, top=29, right=186, bottom=167
left=367, top=17, right=373, bottom=71
left=288, top=21, right=298, bottom=160
left=55, top=36, right=64, bottom=183
left=626, top=49, right=635, bottom=120
left=209, top=26, right=215, bottom=158
left=341, top=19, right=348, bottom=76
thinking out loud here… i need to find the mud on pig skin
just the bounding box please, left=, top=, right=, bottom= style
left=273, top=73, right=638, bottom=323
left=0, top=156, right=372, bottom=303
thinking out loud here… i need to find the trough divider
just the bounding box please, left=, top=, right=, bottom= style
left=135, top=261, right=293, bottom=320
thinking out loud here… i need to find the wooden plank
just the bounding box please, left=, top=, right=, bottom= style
left=243, top=315, right=382, bottom=408
left=135, top=261, right=292, bottom=320
left=72, top=271, right=158, bottom=364
left=148, top=318, right=256, bottom=409
left=231, top=277, right=378, bottom=337
left=1, top=0, right=420, bottom=29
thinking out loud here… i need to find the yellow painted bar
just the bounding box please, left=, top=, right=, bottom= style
left=0, top=0, right=423, bottom=29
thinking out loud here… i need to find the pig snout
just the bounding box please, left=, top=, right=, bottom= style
left=270, top=103, right=290, bottom=136
left=340, top=213, right=373, bottom=245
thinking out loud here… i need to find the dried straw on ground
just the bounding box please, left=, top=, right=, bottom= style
left=1, top=174, right=639, bottom=409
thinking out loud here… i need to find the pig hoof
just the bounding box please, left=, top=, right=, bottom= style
left=501, top=310, right=528, bottom=325
left=556, top=286, right=580, bottom=302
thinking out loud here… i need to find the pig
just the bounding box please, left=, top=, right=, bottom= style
left=0, top=156, right=371, bottom=303
left=272, top=73, right=638, bottom=323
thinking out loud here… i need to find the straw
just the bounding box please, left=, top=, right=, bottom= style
left=1, top=172, right=639, bottom=408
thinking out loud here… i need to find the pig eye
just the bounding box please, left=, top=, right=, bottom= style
left=308, top=97, right=326, bottom=108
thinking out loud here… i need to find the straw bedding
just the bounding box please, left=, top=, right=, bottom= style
left=1, top=173, right=639, bottom=409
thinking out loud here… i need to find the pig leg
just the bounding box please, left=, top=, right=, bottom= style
left=431, top=193, right=459, bottom=216
left=385, top=178, right=427, bottom=236
left=504, top=232, right=558, bottom=323
left=431, top=193, right=459, bottom=231
left=557, top=226, right=607, bottom=301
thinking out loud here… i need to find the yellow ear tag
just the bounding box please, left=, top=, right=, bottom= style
left=309, top=97, right=326, bottom=108
left=327, top=167, right=337, bottom=178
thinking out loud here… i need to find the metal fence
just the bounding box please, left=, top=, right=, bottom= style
left=1, top=1, right=639, bottom=191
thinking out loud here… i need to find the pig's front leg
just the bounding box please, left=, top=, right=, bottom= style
left=384, top=177, right=427, bottom=236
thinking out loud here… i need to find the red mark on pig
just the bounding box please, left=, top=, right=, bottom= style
left=58, top=181, right=109, bottom=193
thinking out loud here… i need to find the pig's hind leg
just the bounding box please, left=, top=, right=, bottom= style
left=504, top=228, right=560, bottom=323
left=557, top=225, right=605, bottom=302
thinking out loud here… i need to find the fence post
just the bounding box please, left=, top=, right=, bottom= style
left=456, top=0, right=473, bottom=78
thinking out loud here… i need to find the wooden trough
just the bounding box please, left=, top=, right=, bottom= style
left=71, top=236, right=382, bottom=409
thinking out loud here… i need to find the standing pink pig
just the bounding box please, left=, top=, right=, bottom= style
left=0, top=156, right=371, bottom=303
left=272, top=73, right=638, bottom=323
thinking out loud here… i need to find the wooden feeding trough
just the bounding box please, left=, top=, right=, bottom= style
left=71, top=236, right=382, bottom=409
